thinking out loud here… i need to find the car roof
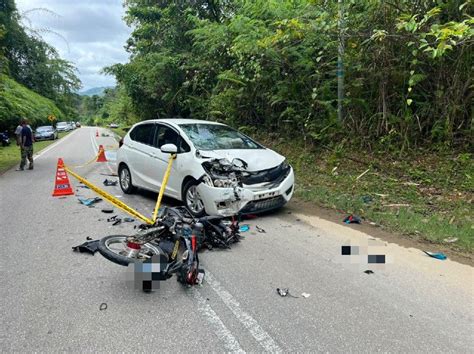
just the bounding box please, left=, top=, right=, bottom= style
left=138, top=119, right=225, bottom=129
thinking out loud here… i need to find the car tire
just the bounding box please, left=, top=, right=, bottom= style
left=119, top=164, right=137, bottom=194
left=183, top=180, right=206, bottom=217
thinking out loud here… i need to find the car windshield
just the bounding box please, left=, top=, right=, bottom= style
left=179, top=123, right=262, bottom=150
left=37, top=126, right=53, bottom=132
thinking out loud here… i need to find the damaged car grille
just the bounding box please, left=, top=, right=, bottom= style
left=240, top=196, right=286, bottom=214
left=242, top=163, right=290, bottom=186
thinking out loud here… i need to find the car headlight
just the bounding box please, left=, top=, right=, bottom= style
left=281, top=159, right=290, bottom=170
left=212, top=177, right=238, bottom=188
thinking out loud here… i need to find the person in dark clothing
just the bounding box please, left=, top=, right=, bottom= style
left=17, top=119, right=34, bottom=171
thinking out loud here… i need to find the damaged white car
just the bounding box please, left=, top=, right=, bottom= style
left=117, top=119, right=295, bottom=217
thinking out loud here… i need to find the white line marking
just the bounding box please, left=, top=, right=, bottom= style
left=205, top=272, right=282, bottom=353
left=33, top=130, right=79, bottom=160
left=191, top=289, right=245, bottom=353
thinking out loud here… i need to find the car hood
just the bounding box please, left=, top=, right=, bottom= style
left=198, top=149, right=284, bottom=172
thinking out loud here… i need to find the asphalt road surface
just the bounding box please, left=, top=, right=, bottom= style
left=1, top=127, right=473, bottom=352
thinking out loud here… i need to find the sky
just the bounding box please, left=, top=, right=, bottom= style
left=15, top=0, right=132, bottom=90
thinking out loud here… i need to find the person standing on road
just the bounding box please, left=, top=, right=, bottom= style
left=17, top=119, right=34, bottom=171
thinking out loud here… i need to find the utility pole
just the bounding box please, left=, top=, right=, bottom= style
left=337, top=0, right=344, bottom=122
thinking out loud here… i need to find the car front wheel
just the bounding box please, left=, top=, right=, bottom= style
left=119, top=165, right=136, bottom=194
left=183, top=181, right=206, bottom=217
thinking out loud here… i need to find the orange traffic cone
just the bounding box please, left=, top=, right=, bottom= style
left=96, top=130, right=99, bottom=137
left=52, top=158, right=74, bottom=197
left=96, top=145, right=107, bottom=162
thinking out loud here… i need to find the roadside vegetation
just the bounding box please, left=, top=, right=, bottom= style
left=0, top=131, right=71, bottom=173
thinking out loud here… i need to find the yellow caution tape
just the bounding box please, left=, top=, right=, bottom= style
left=64, top=164, right=154, bottom=225
left=152, top=154, right=176, bottom=223
left=66, top=152, right=100, bottom=168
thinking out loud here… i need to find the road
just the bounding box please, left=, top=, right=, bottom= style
left=1, top=127, right=473, bottom=352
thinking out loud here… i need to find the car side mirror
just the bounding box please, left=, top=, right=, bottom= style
left=160, top=143, right=178, bottom=154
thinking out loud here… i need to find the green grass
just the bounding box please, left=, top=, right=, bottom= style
left=0, top=131, right=71, bottom=173
left=259, top=135, right=474, bottom=253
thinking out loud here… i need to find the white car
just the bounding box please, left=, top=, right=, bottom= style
left=117, top=119, right=295, bottom=217
left=56, top=122, right=69, bottom=132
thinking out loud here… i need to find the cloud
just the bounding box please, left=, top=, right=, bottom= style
left=16, top=0, right=132, bottom=89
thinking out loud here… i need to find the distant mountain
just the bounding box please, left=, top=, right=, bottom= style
left=78, top=87, right=113, bottom=97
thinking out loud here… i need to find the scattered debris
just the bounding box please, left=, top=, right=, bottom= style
left=239, top=224, right=250, bottom=232
left=196, top=269, right=205, bottom=285
left=103, top=179, right=118, bottom=186
left=423, top=251, right=447, bottom=260
left=101, top=208, right=114, bottom=213
left=99, top=303, right=107, bottom=311
left=301, top=293, right=311, bottom=298
left=276, top=288, right=299, bottom=298
left=449, top=216, right=456, bottom=225
left=77, top=185, right=90, bottom=189
left=369, top=221, right=377, bottom=226
left=443, top=237, right=458, bottom=243
left=86, top=236, right=92, bottom=240
left=72, top=240, right=100, bottom=254
left=343, top=215, right=361, bottom=224
left=364, top=270, right=374, bottom=274
left=112, top=219, right=122, bottom=226
left=384, top=203, right=410, bottom=207
left=100, top=173, right=118, bottom=177
left=374, top=193, right=389, bottom=198
left=107, top=215, right=118, bottom=222
left=77, top=197, right=102, bottom=206
left=123, top=217, right=135, bottom=223
left=255, top=225, right=266, bottom=233
left=356, top=168, right=370, bottom=180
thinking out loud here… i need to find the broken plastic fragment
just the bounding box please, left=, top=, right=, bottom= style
left=423, top=251, right=447, bottom=260
left=72, top=240, right=100, bottom=254
left=239, top=224, right=250, bottom=232
left=103, top=179, right=118, bottom=186
left=77, top=197, right=102, bottom=206
left=301, top=293, right=311, bottom=298
left=276, top=288, right=299, bottom=298
left=256, top=225, right=266, bottom=233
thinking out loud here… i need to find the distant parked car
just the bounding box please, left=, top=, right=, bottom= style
left=117, top=119, right=295, bottom=217
left=56, top=122, right=69, bottom=132
left=109, top=123, right=119, bottom=128
left=68, top=122, right=76, bottom=130
left=34, top=126, right=58, bottom=141
left=75, top=122, right=81, bottom=128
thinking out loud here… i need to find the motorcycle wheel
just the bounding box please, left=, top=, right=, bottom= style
left=98, top=235, right=163, bottom=266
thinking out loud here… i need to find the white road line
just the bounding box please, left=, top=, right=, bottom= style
left=33, top=129, right=79, bottom=161
left=191, top=289, right=245, bottom=353
left=205, top=272, right=282, bottom=353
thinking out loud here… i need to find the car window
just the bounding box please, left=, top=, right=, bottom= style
left=153, top=125, right=190, bottom=152
left=179, top=123, right=262, bottom=150
left=129, top=124, right=156, bottom=146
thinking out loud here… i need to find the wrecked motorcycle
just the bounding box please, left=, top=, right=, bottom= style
left=97, top=206, right=241, bottom=289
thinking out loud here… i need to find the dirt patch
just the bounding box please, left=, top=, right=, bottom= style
left=283, top=198, right=474, bottom=267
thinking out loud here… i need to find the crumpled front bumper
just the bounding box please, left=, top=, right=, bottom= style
left=196, top=167, right=295, bottom=217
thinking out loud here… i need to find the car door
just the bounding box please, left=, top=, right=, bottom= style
left=148, top=123, right=191, bottom=199
left=126, top=123, right=157, bottom=190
